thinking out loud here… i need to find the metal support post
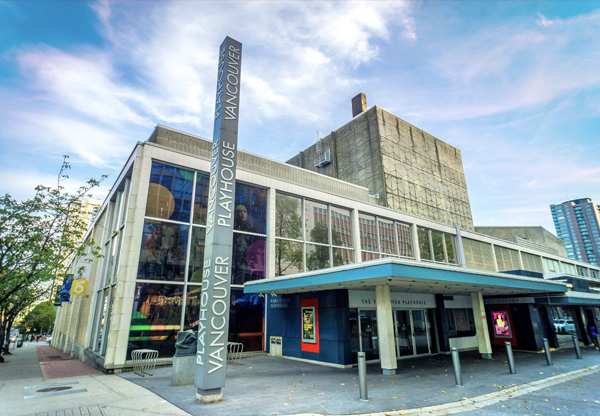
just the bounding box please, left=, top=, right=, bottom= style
left=572, top=335, right=582, bottom=359
left=505, top=342, right=516, bottom=374
left=357, top=352, right=368, bottom=401
left=451, top=347, right=463, bottom=386
left=595, top=335, right=600, bottom=354
left=543, top=338, right=553, bottom=366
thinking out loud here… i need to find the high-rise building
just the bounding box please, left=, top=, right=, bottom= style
left=551, top=198, right=600, bottom=265
left=287, top=94, right=474, bottom=230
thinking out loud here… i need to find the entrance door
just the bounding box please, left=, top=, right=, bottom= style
left=394, top=309, right=432, bottom=357
left=395, top=310, right=413, bottom=357
left=358, top=310, right=379, bottom=360
left=412, top=310, right=430, bottom=355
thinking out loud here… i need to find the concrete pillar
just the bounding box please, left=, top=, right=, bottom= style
left=266, top=188, right=276, bottom=278
left=471, top=292, right=492, bottom=359
left=375, top=285, right=397, bottom=375
left=411, top=224, right=420, bottom=261
left=454, top=225, right=467, bottom=268
left=490, top=244, right=499, bottom=272
left=517, top=250, right=525, bottom=270
left=352, top=209, right=362, bottom=263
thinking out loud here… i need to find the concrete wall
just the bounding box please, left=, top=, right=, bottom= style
left=475, top=226, right=567, bottom=257
left=287, top=107, right=474, bottom=230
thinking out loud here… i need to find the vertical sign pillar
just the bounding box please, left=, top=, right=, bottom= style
left=195, top=36, right=242, bottom=404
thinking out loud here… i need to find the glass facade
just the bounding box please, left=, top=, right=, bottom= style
left=128, top=162, right=267, bottom=358
left=417, top=226, right=456, bottom=264
left=101, top=160, right=600, bottom=365
left=275, top=192, right=354, bottom=276
left=359, top=213, right=414, bottom=261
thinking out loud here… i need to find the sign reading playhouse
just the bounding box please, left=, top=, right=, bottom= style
left=195, top=36, right=242, bottom=404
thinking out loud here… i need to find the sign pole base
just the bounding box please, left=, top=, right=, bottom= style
left=196, top=388, right=223, bottom=404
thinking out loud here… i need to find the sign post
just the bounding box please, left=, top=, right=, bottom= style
left=195, top=36, right=242, bottom=404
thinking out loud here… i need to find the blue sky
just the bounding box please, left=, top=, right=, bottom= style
left=1, top=1, right=599, bottom=235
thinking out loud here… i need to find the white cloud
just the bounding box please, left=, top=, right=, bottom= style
left=1, top=1, right=415, bottom=171
left=536, top=13, right=558, bottom=27
left=396, top=9, right=600, bottom=123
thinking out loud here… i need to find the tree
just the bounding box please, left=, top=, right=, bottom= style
left=23, top=301, right=56, bottom=334
left=274, top=194, right=303, bottom=276
left=0, top=156, right=106, bottom=360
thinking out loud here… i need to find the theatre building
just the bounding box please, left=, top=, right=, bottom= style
left=53, top=104, right=600, bottom=374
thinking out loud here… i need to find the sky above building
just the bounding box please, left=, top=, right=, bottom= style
left=0, top=1, right=599, bottom=235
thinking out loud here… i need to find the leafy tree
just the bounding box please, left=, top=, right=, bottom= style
left=274, top=194, right=303, bottom=276
left=23, top=301, right=56, bottom=334
left=306, top=222, right=343, bottom=271
left=0, top=156, right=106, bottom=360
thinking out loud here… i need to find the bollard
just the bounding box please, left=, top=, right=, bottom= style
left=543, top=338, right=553, bottom=366
left=572, top=335, right=582, bottom=359
left=595, top=335, right=600, bottom=354
left=451, top=347, right=463, bottom=387
left=505, top=342, right=516, bottom=374
left=357, top=352, right=368, bottom=401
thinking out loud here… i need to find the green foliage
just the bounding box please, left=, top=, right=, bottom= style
left=0, top=156, right=106, bottom=353
left=23, top=301, right=56, bottom=334
left=275, top=194, right=303, bottom=276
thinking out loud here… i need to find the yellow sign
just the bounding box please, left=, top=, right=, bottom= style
left=70, top=280, right=88, bottom=296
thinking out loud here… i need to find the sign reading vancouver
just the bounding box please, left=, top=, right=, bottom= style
left=195, top=36, right=242, bottom=403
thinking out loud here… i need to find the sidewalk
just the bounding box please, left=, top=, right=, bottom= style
left=121, top=345, right=600, bottom=416
left=0, top=341, right=189, bottom=416
left=1, top=341, right=599, bottom=416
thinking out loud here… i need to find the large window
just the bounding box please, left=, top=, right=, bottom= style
left=232, top=183, right=267, bottom=285
left=359, top=213, right=414, bottom=261
left=417, top=226, right=456, bottom=265
left=275, top=192, right=354, bottom=276
left=90, top=177, right=130, bottom=356
left=543, top=257, right=561, bottom=274
left=445, top=308, right=475, bottom=337
left=137, top=220, right=189, bottom=282
left=128, top=162, right=266, bottom=358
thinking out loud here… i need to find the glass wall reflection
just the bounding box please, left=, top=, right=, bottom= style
left=232, top=234, right=266, bottom=284
left=146, top=162, right=194, bottom=222
left=137, top=220, right=189, bottom=282
left=128, top=283, right=184, bottom=359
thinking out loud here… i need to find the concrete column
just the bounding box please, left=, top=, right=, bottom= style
left=375, top=285, right=397, bottom=375
left=266, top=188, right=276, bottom=278
left=454, top=225, right=467, bottom=268
left=411, top=224, right=420, bottom=261
left=471, top=292, right=492, bottom=359
left=517, top=250, right=525, bottom=270
left=352, top=209, right=362, bottom=263
left=490, top=244, right=499, bottom=272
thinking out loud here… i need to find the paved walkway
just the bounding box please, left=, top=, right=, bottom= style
left=2, top=340, right=600, bottom=415
left=121, top=346, right=600, bottom=416
left=0, top=342, right=188, bottom=416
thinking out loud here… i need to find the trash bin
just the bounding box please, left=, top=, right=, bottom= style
left=17, top=337, right=24, bottom=348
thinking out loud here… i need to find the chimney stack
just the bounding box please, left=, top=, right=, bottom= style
left=351, top=93, right=367, bottom=117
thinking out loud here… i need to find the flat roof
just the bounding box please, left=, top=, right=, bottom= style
left=244, top=258, right=567, bottom=297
